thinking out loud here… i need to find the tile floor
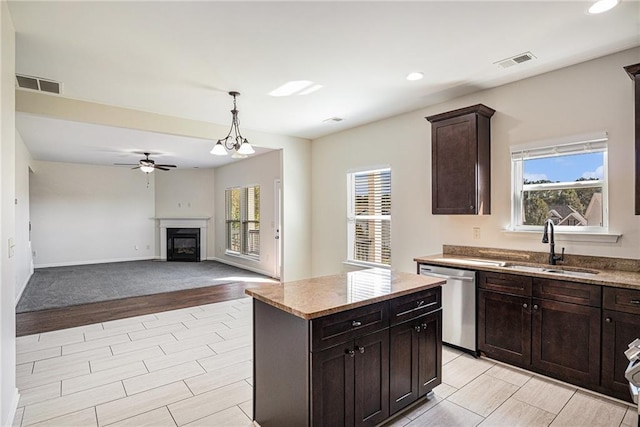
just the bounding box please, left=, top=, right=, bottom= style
left=12, top=298, right=638, bottom=427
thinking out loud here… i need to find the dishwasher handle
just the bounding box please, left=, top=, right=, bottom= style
left=419, top=269, right=475, bottom=282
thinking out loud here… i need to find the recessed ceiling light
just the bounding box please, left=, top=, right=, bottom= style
left=587, top=0, right=621, bottom=14
left=406, top=72, right=424, bottom=81
left=269, top=80, right=323, bottom=97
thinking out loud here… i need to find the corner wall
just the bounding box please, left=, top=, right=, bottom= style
left=15, top=132, right=33, bottom=301
left=311, top=47, right=640, bottom=276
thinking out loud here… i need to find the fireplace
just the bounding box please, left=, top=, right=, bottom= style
left=167, top=228, right=201, bottom=262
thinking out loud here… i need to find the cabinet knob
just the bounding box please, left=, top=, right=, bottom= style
left=421, top=323, right=428, bottom=330
left=523, top=303, right=528, bottom=308
left=533, top=304, right=539, bottom=310
left=414, top=325, right=422, bottom=333
left=605, top=317, right=612, bottom=323
left=630, top=299, right=640, bottom=305
left=351, top=320, right=362, bottom=327
left=470, top=205, right=474, bottom=210
left=356, top=345, right=365, bottom=354
left=345, top=349, right=355, bottom=357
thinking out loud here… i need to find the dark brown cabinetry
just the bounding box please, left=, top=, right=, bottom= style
left=253, top=286, right=443, bottom=427
left=389, top=310, right=442, bottom=414
left=623, top=63, right=640, bottom=215
left=478, top=272, right=601, bottom=390
left=312, top=329, right=389, bottom=427
left=601, top=287, right=640, bottom=402
left=425, top=104, right=495, bottom=215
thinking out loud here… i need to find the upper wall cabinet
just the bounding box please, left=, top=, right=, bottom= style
left=426, top=104, right=495, bottom=215
left=623, top=63, right=640, bottom=215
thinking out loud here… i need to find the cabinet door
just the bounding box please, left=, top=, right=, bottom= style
left=354, top=330, right=389, bottom=426
left=478, top=289, right=531, bottom=367
left=389, top=311, right=442, bottom=415
left=389, top=320, right=419, bottom=414
left=601, top=309, right=639, bottom=403
left=417, top=310, right=442, bottom=397
left=531, top=298, right=600, bottom=388
left=312, top=343, right=355, bottom=427
left=431, top=114, right=478, bottom=214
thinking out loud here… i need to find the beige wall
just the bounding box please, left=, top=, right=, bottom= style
left=214, top=150, right=281, bottom=277
left=1, top=1, right=18, bottom=424
left=311, top=47, right=640, bottom=276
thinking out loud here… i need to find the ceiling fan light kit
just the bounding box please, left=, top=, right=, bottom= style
left=211, top=91, right=255, bottom=157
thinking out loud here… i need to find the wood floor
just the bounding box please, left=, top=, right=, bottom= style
left=16, top=281, right=272, bottom=336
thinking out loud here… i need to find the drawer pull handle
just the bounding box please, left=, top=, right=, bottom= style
left=416, top=300, right=425, bottom=307
left=631, top=299, right=640, bottom=305
left=356, top=346, right=365, bottom=354
left=345, top=349, right=355, bottom=357
left=352, top=320, right=362, bottom=327
left=414, top=325, right=422, bottom=333
left=605, top=317, right=612, bottom=323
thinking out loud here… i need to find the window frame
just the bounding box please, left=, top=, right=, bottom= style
left=225, top=185, right=260, bottom=260
left=346, top=166, right=391, bottom=268
left=509, top=133, right=609, bottom=234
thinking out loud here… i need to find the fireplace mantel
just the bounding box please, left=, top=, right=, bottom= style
left=157, top=217, right=210, bottom=261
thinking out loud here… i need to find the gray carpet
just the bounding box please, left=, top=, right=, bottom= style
left=17, top=260, right=273, bottom=313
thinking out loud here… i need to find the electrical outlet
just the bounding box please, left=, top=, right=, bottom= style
left=473, top=227, right=481, bottom=240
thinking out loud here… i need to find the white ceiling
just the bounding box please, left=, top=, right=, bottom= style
left=8, top=0, right=640, bottom=169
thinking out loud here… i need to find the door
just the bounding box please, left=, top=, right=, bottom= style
left=417, top=310, right=442, bottom=396
left=389, top=321, right=418, bottom=414
left=273, top=179, right=281, bottom=279
left=478, top=289, right=531, bottom=367
left=531, top=298, right=601, bottom=388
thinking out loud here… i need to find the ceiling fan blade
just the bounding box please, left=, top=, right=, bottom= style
left=155, top=164, right=176, bottom=168
left=132, top=166, right=141, bottom=169
left=155, top=166, right=171, bottom=171
left=114, top=163, right=139, bottom=166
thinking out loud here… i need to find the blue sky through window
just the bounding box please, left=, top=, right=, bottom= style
left=523, top=152, right=604, bottom=183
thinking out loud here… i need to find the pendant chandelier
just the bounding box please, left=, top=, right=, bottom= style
left=210, top=91, right=255, bottom=157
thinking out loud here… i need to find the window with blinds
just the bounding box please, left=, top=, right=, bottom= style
left=225, top=185, right=260, bottom=258
left=347, top=168, right=391, bottom=267
left=510, top=133, right=608, bottom=232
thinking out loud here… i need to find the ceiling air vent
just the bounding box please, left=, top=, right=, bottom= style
left=15, top=74, right=62, bottom=94
left=495, top=52, right=536, bottom=69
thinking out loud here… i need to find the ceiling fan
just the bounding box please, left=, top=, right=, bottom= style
left=114, top=152, right=177, bottom=173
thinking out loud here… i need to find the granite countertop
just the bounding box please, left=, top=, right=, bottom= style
left=244, top=268, right=445, bottom=320
left=414, top=253, right=640, bottom=291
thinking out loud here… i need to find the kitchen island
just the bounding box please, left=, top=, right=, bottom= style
left=245, top=268, right=445, bottom=427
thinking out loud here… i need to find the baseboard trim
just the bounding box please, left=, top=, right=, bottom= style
left=15, top=271, right=33, bottom=305
left=209, top=256, right=275, bottom=279
left=5, top=388, right=20, bottom=427
left=34, top=256, right=157, bottom=269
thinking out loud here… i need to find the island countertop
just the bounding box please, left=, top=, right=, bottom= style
left=244, top=267, right=445, bottom=320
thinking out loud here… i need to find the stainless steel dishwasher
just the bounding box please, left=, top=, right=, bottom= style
left=419, top=264, right=477, bottom=354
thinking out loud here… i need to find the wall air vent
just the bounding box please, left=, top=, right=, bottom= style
left=495, top=52, right=536, bottom=69
left=15, top=74, right=62, bottom=94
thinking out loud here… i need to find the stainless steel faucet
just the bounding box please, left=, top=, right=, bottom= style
left=542, top=219, right=564, bottom=265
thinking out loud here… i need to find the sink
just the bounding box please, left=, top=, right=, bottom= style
left=505, top=264, right=599, bottom=278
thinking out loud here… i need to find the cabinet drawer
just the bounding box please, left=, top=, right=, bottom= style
left=478, top=272, right=532, bottom=296
left=311, top=302, right=389, bottom=351
left=389, top=288, right=442, bottom=326
left=603, top=287, right=640, bottom=315
left=533, top=278, right=601, bottom=307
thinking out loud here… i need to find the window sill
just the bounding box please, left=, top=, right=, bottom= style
left=343, top=260, right=391, bottom=270
left=225, top=251, right=260, bottom=262
left=501, top=229, right=621, bottom=243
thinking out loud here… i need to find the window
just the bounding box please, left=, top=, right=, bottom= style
left=347, top=168, right=391, bottom=266
left=225, top=185, right=260, bottom=258
left=510, top=134, right=608, bottom=232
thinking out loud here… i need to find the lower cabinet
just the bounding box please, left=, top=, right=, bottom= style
left=601, top=287, right=640, bottom=402
left=389, top=310, right=442, bottom=414
left=311, top=329, right=390, bottom=427
left=478, top=272, right=602, bottom=391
